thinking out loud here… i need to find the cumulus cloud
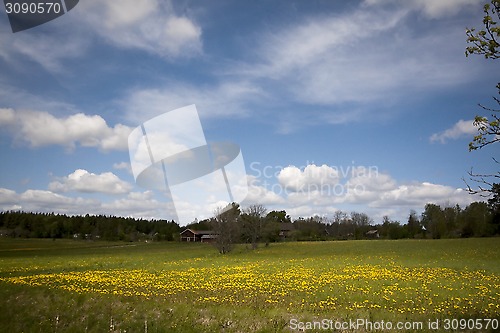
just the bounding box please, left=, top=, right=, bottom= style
left=249, top=163, right=478, bottom=221
left=277, top=164, right=340, bottom=192
left=243, top=175, right=285, bottom=206
left=0, top=162, right=481, bottom=223
left=49, top=169, right=132, bottom=194
left=0, top=109, right=132, bottom=151
left=0, top=188, right=21, bottom=211
left=113, top=162, right=132, bottom=175
left=430, top=119, right=477, bottom=144
left=101, top=191, right=166, bottom=219
left=113, top=162, right=130, bottom=170
left=373, top=182, right=472, bottom=210
left=0, top=188, right=99, bottom=215
left=0, top=187, right=167, bottom=219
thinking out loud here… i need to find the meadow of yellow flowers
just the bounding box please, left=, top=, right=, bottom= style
left=0, top=238, right=499, bottom=332
left=2, top=260, right=499, bottom=316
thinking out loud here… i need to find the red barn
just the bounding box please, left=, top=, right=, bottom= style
left=180, top=229, right=218, bottom=243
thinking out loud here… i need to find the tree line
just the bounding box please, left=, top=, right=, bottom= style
left=0, top=196, right=498, bottom=249
left=187, top=198, right=499, bottom=254
left=0, top=212, right=180, bottom=241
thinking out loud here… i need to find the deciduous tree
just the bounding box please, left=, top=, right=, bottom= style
left=241, top=204, right=267, bottom=249
left=465, top=0, right=499, bottom=196
left=466, top=0, right=500, bottom=60
left=211, top=203, right=241, bottom=254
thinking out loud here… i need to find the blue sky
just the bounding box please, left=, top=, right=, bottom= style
left=0, top=0, right=498, bottom=225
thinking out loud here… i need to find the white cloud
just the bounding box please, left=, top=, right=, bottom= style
left=249, top=163, right=479, bottom=221
left=430, top=119, right=477, bottom=143
left=0, top=109, right=132, bottom=151
left=100, top=0, right=157, bottom=28
left=0, top=161, right=482, bottom=223
left=255, top=9, right=472, bottom=106
left=0, top=86, right=79, bottom=116
left=0, top=0, right=202, bottom=74
left=224, top=2, right=485, bottom=132
left=363, top=0, right=480, bottom=18
left=20, top=189, right=85, bottom=205
left=49, top=169, right=132, bottom=194
left=0, top=187, right=168, bottom=219
left=101, top=191, right=166, bottom=219
left=373, top=182, right=473, bottom=209
left=0, top=108, right=16, bottom=125
left=277, top=164, right=340, bottom=192
left=12, top=189, right=100, bottom=215
left=252, top=8, right=407, bottom=81
left=163, top=16, right=202, bottom=54
left=113, top=162, right=132, bottom=174
left=0, top=188, right=20, bottom=211
left=0, top=29, right=89, bottom=73
left=122, top=81, right=264, bottom=124
left=347, top=167, right=396, bottom=192
left=78, top=0, right=202, bottom=58
left=243, top=175, right=285, bottom=206
left=100, top=124, right=133, bottom=151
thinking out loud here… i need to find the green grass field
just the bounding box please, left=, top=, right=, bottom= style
left=0, top=238, right=499, bottom=332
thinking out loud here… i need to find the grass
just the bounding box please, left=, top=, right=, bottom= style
left=0, top=238, right=499, bottom=332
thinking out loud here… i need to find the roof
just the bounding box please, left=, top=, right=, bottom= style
left=180, top=229, right=216, bottom=235
left=280, top=223, right=295, bottom=231
left=201, top=234, right=218, bottom=239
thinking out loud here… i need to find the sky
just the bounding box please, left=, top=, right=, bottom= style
left=0, top=0, right=498, bottom=226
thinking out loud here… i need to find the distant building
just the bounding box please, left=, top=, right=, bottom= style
left=0, top=229, right=11, bottom=237
left=366, top=230, right=380, bottom=238
left=180, top=229, right=218, bottom=243
left=279, top=223, right=295, bottom=239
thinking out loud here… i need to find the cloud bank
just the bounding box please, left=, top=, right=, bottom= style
left=0, top=108, right=131, bottom=151
left=49, top=169, right=132, bottom=194
left=244, top=163, right=477, bottom=222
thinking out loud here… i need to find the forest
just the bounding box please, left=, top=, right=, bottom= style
left=0, top=212, right=180, bottom=241
left=0, top=196, right=498, bottom=244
